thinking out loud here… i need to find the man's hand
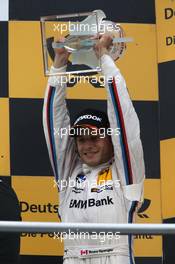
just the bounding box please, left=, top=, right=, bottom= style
left=53, top=37, right=70, bottom=68
left=94, top=33, right=113, bottom=58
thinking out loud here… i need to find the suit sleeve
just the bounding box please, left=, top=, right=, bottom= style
left=101, top=54, right=145, bottom=202
left=42, top=66, right=79, bottom=190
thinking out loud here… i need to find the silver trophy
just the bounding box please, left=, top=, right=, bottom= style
left=40, top=10, right=133, bottom=76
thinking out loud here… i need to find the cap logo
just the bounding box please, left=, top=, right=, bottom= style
left=74, top=114, right=102, bottom=125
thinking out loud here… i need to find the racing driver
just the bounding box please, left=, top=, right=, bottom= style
left=43, top=34, right=145, bottom=264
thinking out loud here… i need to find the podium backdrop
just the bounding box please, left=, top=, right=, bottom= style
left=0, top=0, right=175, bottom=263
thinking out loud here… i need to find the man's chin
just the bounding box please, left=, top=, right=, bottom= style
left=82, top=158, right=100, bottom=167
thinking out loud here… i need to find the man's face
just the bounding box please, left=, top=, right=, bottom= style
left=76, top=131, right=114, bottom=167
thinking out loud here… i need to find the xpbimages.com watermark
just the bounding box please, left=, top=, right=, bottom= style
left=53, top=229, right=120, bottom=243
left=53, top=177, right=120, bottom=191
left=50, top=75, right=122, bottom=88
left=53, top=21, right=115, bottom=35
left=54, top=125, right=120, bottom=138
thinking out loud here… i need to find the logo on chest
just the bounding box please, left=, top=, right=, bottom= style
left=69, top=196, right=114, bottom=209
left=72, top=174, right=86, bottom=194
left=91, top=167, right=113, bottom=193
left=72, top=167, right=114, bottom=194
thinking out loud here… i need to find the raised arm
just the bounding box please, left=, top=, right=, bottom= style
left=43, top=44, right=79, bottom=189
left=95, top=35, right=145, bottom=202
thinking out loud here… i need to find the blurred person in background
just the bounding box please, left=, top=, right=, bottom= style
left=0, top=178, right=21, bottom=264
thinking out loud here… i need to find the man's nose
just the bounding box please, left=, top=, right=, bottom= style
left=83, top=139, right=94, bottom=150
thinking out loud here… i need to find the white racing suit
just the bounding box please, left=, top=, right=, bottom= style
left=43, top=55, right=145, bottom=264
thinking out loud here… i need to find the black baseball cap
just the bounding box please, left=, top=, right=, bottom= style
left=70, top=108, right=110, bottom=137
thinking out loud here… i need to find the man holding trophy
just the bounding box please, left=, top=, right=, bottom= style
left=42, top=13, right=145, bottom=264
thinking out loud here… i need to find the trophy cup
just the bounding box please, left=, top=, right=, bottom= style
left=40, top=10, right=133, bottom=76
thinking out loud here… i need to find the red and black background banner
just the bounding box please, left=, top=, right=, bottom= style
left=0, top=0, right=175, bottom=263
